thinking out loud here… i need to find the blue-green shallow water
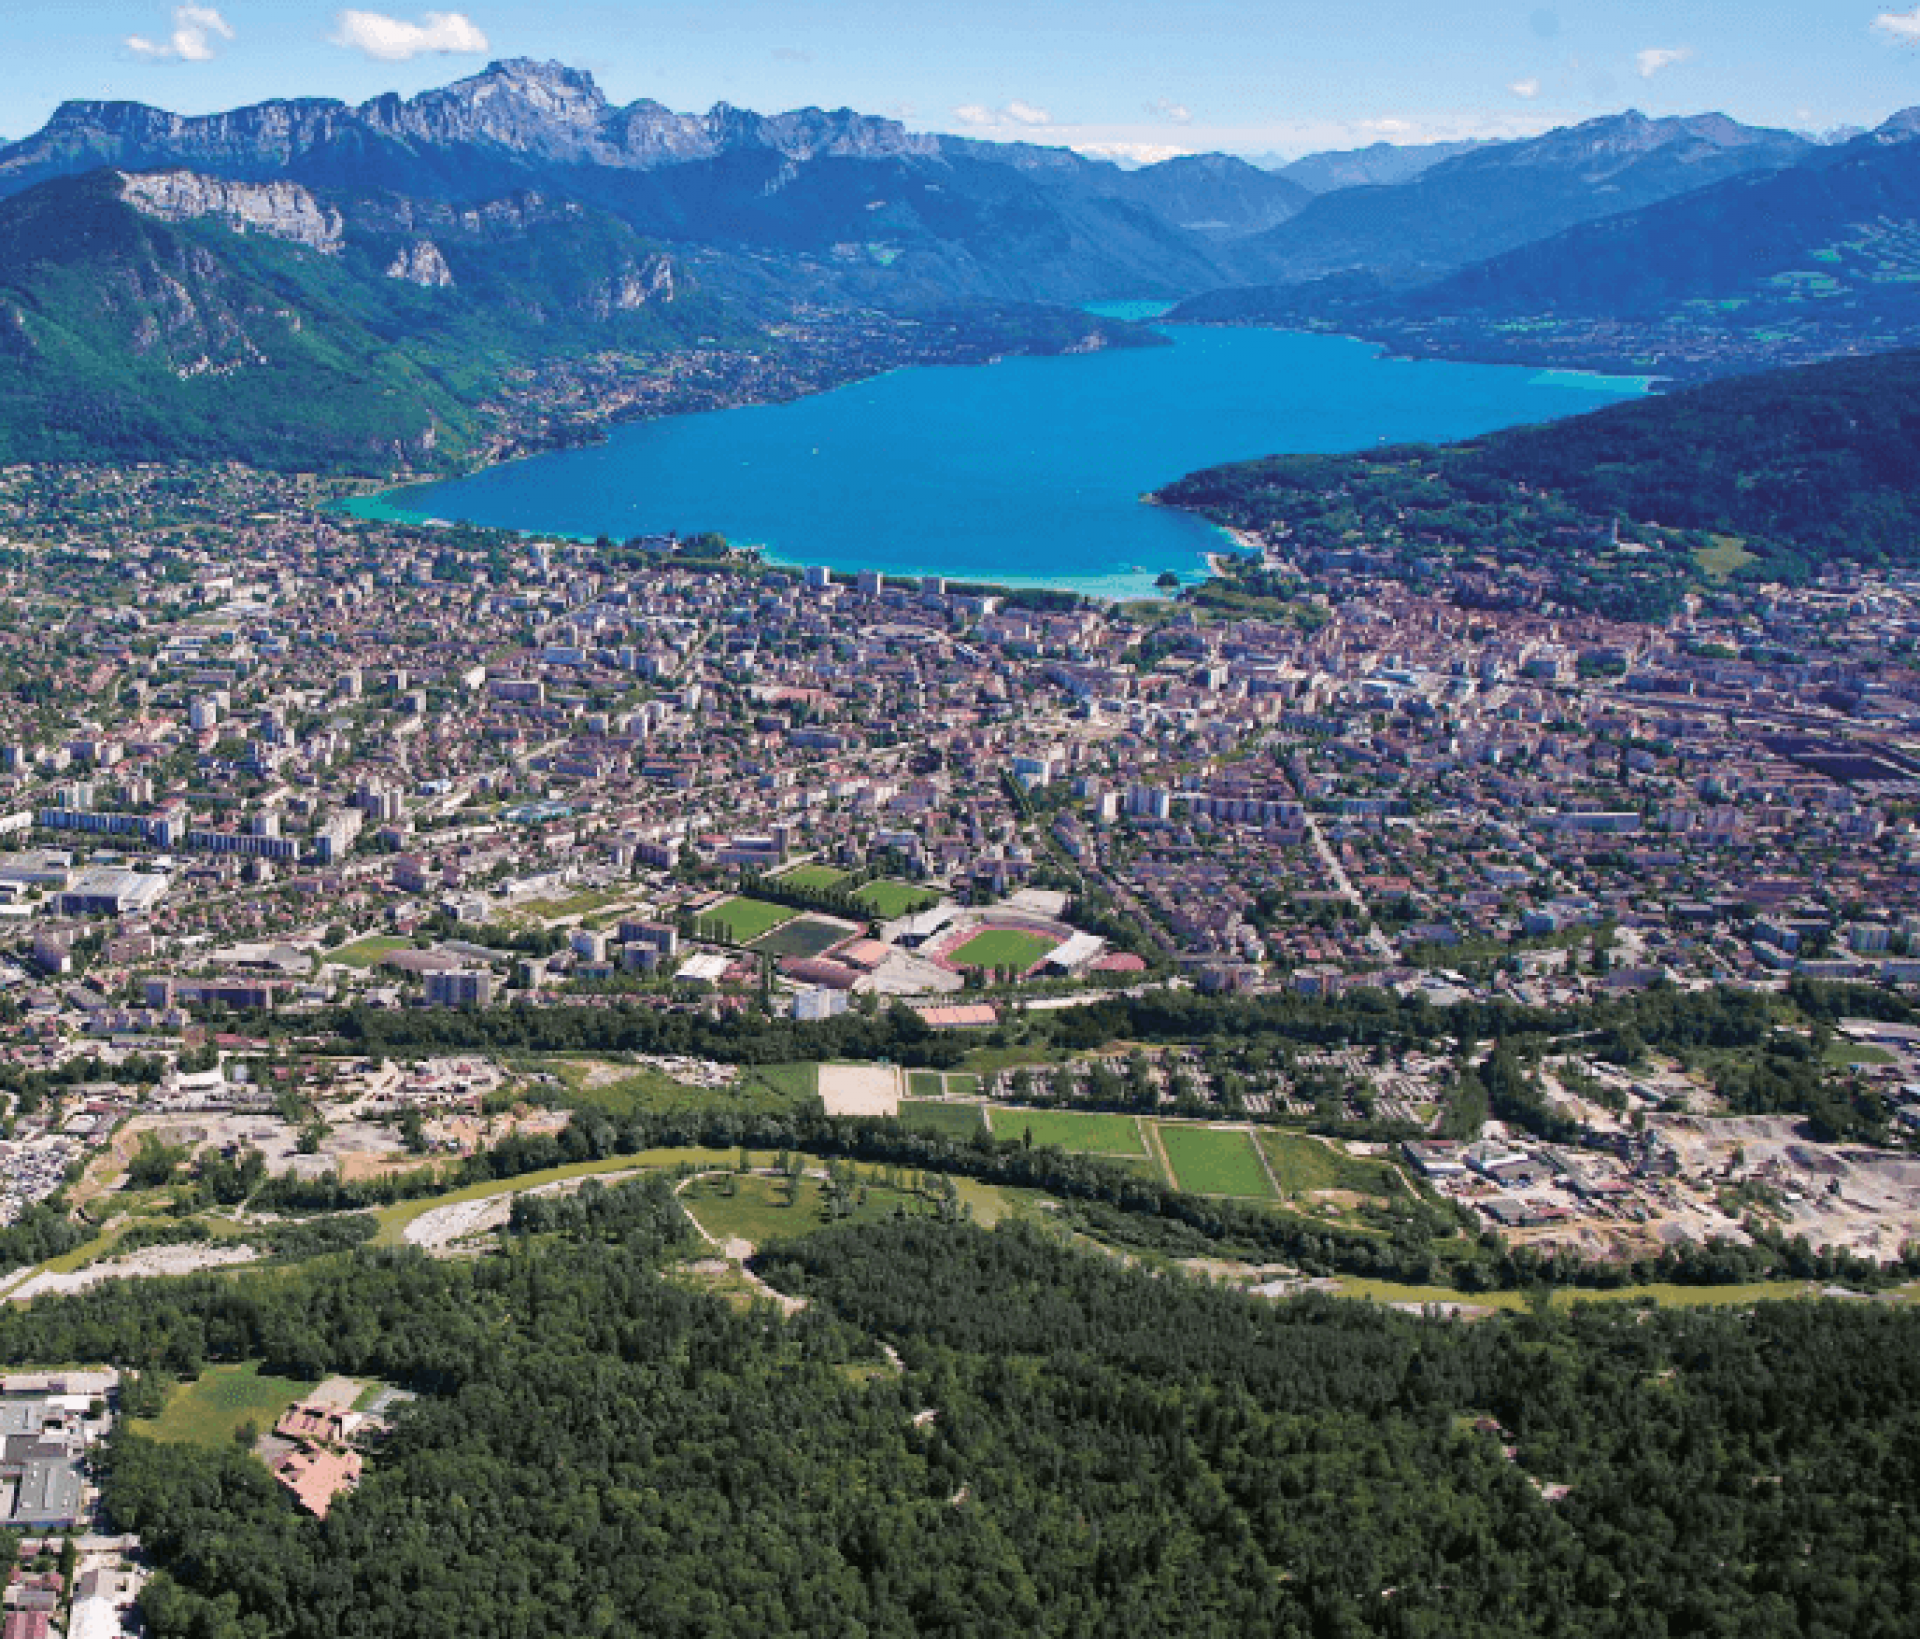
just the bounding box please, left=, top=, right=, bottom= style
left=346, top=327, right=1647, bottom=600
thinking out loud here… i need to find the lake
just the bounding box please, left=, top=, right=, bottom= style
left=348, top=321, right=1647, bottom=599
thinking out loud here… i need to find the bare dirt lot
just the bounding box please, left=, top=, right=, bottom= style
left=817, top=1064, right=903, bottom=1117
left=7, top=1243, right=258, bottom=1304
left=1659, top=1115, right=1920, bottom=1260
left=401, top=1169, right=644, bottom=1250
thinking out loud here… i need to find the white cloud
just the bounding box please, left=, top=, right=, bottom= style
left=1873, top=7, right=1920, bottom=42
left=1635, top=46, right=1693, bottom=79
left=127, top=6, right=234, bottom=62
left=1509, top=78, right=1541, bottom=99
left=951, top=100, right=1053, bottom=131
left=1146, top=97, right=1193, bottom=124
left=330, top=10, right=490, bottom=62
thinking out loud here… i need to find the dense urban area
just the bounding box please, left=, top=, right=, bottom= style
left=0, top=457, right=1897, bottom=1281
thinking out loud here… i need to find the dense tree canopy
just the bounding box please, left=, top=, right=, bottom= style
left=12, top=1186, right=1913, bottom=1638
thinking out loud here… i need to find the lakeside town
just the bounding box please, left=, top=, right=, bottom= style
left=0, top=460, right=1911, bottom=1290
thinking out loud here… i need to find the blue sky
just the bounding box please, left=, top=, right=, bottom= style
left=10, top=1, right=1920, bottom=160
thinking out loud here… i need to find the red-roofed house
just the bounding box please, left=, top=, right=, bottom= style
left=273, top=1445, right=364, bottom=1519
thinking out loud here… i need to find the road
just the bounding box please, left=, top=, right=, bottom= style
left=1304, top=813, right=1395, bottom=961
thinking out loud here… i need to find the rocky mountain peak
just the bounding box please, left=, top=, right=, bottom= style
left=358, top=58, right=611, bottom=159
left=428, top=58, right=609, bottom=122
left=1868, top=108, right=1920, bottom=144
left=385, top=239, right=455, bottom=288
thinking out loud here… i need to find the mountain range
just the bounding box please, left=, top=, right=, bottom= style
left=1171, top=109, right=1920, bottom=378
left=7, top=57, right=1920, bottom=469
left=0, top=62, right=1266, bottom=304
left=1265, top=138, right=1495, bottom=194
left=1226, top=112, right=1813, bottom=286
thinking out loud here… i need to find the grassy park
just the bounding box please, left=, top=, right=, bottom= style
left=133, top=1362, right=317, bottom=1448
left=1257, top=1131, right=1407, bottom=1200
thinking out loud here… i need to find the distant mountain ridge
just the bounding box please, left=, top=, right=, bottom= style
left=1231, top=111, right=1814, bottom=285
left=1173, top=107, right=1920, bottom=378
left=0, top=65, right=1825, bottom=304
left=1403, top=108, right=1920, bottom=322
left=1270, top=137, right=1497, bottom=193
left=0, top=60, right=939, bottom=194
left=0, top=60, right=1271, bottom=305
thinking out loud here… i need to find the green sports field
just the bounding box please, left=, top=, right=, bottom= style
left=996, top=1108, right=1147, bottom=1157
left=854, top=879, right=940, bottom=918
left=899, top=1100, right=989, bottom=1139
left=950, top=927, right=1059, bottom=971
left=327, top=935, right=411, bottom=970
left=699, top=897, right=794, bottom=945
left=751, top=916, right=852, bottom=959
left=1157, top=1126, right=1277, bottom=1199
left=776, top=864, right=849, bottom=892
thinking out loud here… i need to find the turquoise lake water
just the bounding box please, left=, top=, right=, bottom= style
left=351, top=324, right=1647, bottom=599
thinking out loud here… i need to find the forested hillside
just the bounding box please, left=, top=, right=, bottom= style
left=0, top=168, right=1163, bottom=472
left=0, top=1182, right=1907, bottom=1637
left=1158, top=346, right=1920, bottom=617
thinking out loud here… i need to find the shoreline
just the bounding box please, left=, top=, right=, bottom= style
left=331, top=489, right=1198, bottom=605
left=329, top=321, right=1635, bottom=605
left=1170, top=314, right=1672, bottom=394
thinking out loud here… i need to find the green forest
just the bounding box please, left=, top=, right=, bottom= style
left=8, top=1178, right=1909, bottom=1637
left=1157, top=347, right=1920, bottom=619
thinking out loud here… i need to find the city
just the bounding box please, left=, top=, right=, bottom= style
left=0, top=463, right=1909, bottom=1292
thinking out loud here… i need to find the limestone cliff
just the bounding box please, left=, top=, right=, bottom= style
left=119, top=171, right=343, bottom=253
